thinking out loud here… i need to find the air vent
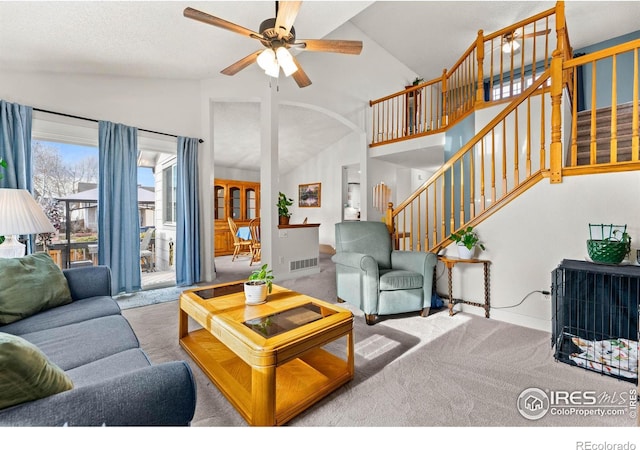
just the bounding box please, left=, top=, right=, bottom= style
left=289, top=257, right=318, bottom=272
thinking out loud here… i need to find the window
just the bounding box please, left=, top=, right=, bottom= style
left=163, top=164, right=177, bottom=224
left=491, top=73, right=551, bottom=101
left=32, top=139, right=99, bottom=267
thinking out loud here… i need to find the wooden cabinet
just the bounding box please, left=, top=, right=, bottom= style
left=214, top=179, right=260, bottom=256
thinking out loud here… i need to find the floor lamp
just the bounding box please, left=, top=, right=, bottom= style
left=0, top=188, right=55, bottom=259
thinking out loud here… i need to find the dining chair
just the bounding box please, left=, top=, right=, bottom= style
left=140, top=227, right=155, bottom=272
left=248, top=218, right=261, bottom=266
left=227, top=217, right=252, bottom=262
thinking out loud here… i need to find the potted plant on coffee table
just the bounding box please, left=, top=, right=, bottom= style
left=244, top=263, right=274, bottom=305
left=277, top=192, right=294, bottom=226
left=450, top=226, right=485, bottom=259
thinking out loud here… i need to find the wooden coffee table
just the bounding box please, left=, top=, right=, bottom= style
left=179, top=281, right=354, bottom=426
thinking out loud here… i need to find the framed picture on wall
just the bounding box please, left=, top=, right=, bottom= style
left=299, top=183, right=321, bottom=207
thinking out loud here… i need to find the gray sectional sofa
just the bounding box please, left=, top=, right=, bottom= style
left=0, top=264, right=196, bottom=426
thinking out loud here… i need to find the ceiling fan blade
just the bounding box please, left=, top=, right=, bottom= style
left=221, top=50, right=262, bottom=76
left=291, top=56, right=312, bottom=88
left=295, top=39, right=363, bottom=55
left=275, top=1, right=302, bottom=39
left=184, top=7, right=263, bottom=40
left=522, top=29, right=551, bottom=39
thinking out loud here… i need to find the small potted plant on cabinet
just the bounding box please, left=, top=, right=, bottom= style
left=277, top=192, right=294, bottom=226
left=244, top=264, right=274, bottom=305
left=450, top=226, right=485, bottom=260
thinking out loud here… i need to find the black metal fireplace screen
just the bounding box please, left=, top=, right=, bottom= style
left=552, top=259, right=639, bottom=383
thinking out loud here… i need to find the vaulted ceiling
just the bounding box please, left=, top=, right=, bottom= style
left=1, top=1, right=639, bottom=172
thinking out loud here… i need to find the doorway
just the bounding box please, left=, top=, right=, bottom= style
left=342, top=164, right=361, bottom=222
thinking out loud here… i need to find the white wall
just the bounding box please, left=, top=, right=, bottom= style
left=0, top=70, right=201, bottom=138
left=438, top=171, right=640, bottom=332
left=214, top=167, right=260, bottom=183
left=281, top=132, right=362, bottom=247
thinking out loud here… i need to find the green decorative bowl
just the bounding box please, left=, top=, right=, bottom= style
left=586, top=239, right=629, bottom=264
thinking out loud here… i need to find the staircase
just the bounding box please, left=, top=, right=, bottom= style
left=575, top=102, right=637, bottom=165
left=369, top=1, right=640, bottom=255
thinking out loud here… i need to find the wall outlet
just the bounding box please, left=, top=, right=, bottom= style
left=278, top=256, right=284, bottom=264
left=278, top=230, right=288, bottom=238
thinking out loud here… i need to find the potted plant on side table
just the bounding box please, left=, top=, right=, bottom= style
left=244, top=263, right=274, bottom=305
left=450, top=226, right=485, bottom=260
left=277, top=192, right=294, bottom=226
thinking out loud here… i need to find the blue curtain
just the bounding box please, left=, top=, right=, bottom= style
left=176, top=136, right=201, bottom=286
left=98, top=121, right=141, bottom=294
left=0, top=100, right=32, bottom=190
left=0, top=100, right=36, bottom=253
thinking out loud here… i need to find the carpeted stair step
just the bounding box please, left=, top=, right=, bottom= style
left=574, top=102, right=638, bottom=164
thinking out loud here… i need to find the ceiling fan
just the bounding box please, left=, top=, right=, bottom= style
left=499, top=28, right=551, bottom=54
left=183, top=1, right=363, bottom=88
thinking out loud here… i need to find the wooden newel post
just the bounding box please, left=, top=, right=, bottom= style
left=385, top=202, right=394, bottom=233
left=550, top=49, right=564, bottom=184
left=476, top=30, right=485, bottom=105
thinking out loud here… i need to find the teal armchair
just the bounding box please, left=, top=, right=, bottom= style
left=332, top=221, right=437, bottom=325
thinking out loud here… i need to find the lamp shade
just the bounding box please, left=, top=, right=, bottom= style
left=0, top=188, right=55, bottom=235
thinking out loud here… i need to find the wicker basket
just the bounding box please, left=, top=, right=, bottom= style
left=587, top=223, right=630, bottom=264
left=587, top=239, right=629, bottom=264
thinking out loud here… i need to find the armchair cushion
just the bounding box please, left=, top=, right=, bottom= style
left=334, top=221, right=392, bottom=269
left=379, top=269, right=423, bottom=291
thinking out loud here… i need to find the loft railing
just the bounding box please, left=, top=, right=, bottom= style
left=386, top=71, right=552, bottom=252
left=369, top=3, right=561, bottom=147
left=563, top=39, right=640, bottom=172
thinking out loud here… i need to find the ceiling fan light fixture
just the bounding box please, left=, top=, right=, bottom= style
left=257, top=48, right=278, bottom=73
left=276, top=47, right=298, bottom=77
left=264, top=63, right=280, bottom=78
left=502, top=39, right=520, bottom=54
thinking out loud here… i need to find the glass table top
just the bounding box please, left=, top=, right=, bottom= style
left=244, top=303, right=335, bottom=338
left=191, top=282, right=244, bottom=299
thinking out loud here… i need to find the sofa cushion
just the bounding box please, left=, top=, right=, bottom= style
left=0, top=253, right=72, bottom=325
left=379, top=269, right=423, bottom=291
left=0, top=296, right=120, bottom=336
left=0, top=332, right=73, bottom=409
left=19, top=315, right=140, bottom=371
left=66, top=349, right=151, bottom=387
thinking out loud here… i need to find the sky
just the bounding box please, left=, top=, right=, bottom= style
left=37, top=140, right=156, bottom=187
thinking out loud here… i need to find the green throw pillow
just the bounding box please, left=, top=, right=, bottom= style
left=0, top=253, right=72, bottom=325
left=0, top=332, right=73, bottom=409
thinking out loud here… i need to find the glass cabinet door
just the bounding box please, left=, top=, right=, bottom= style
left=246, top=188, right=256, bottom=219
left=214, top=185, right=225, bottom=220
left=229, top=187, right=241, bottom=219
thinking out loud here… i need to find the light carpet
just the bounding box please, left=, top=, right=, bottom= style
left=121, top=254, right=638, bottom=427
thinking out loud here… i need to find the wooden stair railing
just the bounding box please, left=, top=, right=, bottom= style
left=386, top=70, right=552, bottom=253
left=369, top=3, right=560, bottom=147
left=386, top=35, right=640, bottom=253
